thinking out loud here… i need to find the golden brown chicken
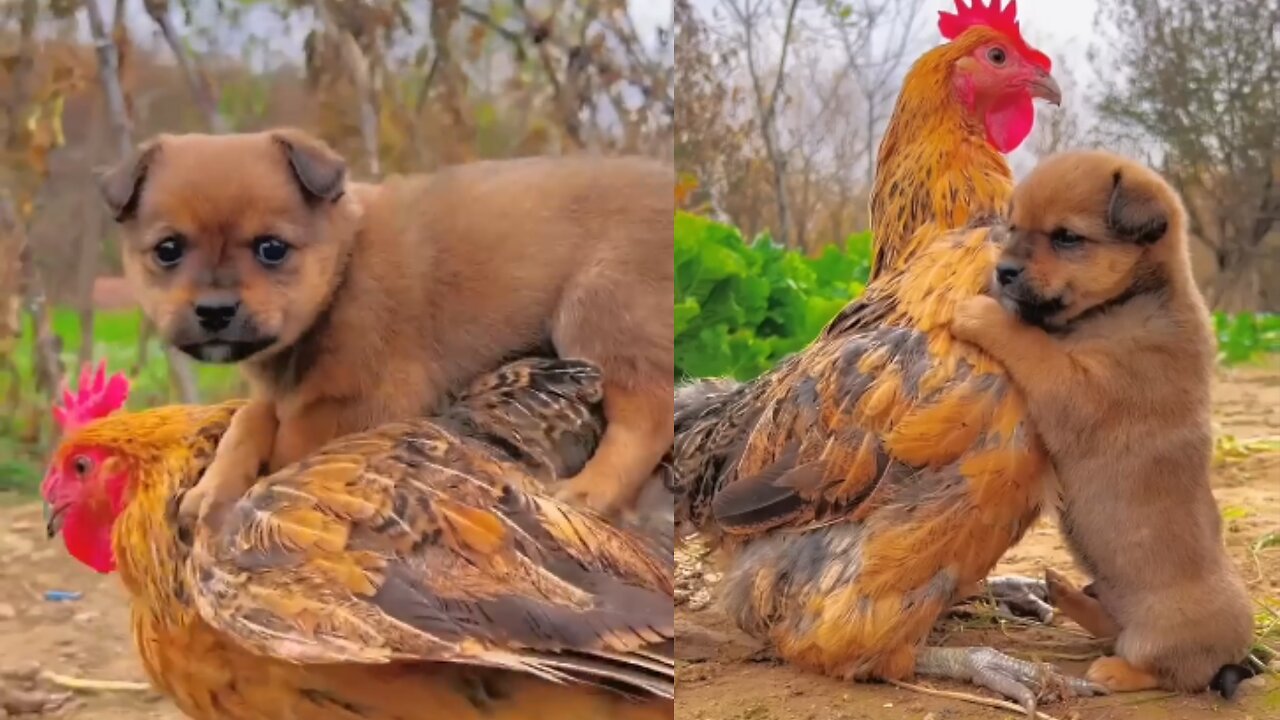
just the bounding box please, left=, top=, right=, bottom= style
left=42, top=359, right=673, bottom=720
left=673, top=1, right=1094, bottom=712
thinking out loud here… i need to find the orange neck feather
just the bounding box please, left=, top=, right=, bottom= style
left=868, top=44, right=1014, bottom=279
left=66, top=403, right=241, bottom=625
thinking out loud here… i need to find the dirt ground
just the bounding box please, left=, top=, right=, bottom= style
left=0, top=369, right=1275, bottom=719
left=675, top=366, right=1280, bottom=720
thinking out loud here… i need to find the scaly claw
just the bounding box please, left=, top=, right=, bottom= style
left=982, top=575, right=1055, bottom=624
left=916, top=646, right=1107, bottom=716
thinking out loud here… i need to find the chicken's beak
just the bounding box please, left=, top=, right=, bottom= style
left=45, top=501, right=67, bottom=539
left=1027, top=69, right=1062, bottom=107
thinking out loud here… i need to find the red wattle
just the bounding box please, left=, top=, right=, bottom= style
left=985, top=91, right=1035, bottom=153
left=63, top=504, right=117, bottom=574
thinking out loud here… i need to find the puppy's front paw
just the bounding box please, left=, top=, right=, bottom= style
left=177, top=460, right=257, bottom=525
left=554, top=473, right=624, bottom=517
left=950, top=295, right=1006, bottom=342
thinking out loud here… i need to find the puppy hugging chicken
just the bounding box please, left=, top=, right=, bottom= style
left=951, top=150, right=1255, bottom=695
left=98, top=128, right=673, bottom=523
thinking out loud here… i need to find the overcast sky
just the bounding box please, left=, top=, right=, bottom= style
left=687, top=0, right=1107, bottom=175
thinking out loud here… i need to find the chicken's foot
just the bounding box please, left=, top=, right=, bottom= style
left=887, top=679, right=1068, bottom=720
left=980, top=575, right=1055, bottom=623
left=915, top=646, right=1106, bottom=716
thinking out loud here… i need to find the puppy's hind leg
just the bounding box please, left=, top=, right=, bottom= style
left=1086, top=656, right=1161, bottom=693
left=550, top=271, right=674, bottom=517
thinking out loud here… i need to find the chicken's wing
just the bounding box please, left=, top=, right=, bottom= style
left=189, top=360, right=675, bottom=699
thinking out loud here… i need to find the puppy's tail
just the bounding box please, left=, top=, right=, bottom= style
left=1210, top=661, right=1257, bottom=700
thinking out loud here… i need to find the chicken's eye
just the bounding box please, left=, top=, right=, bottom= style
left=987, top=47, right=1007, bottom=66
left=72, top=455, right=93, bottom=477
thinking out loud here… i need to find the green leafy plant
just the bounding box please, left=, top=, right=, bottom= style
left=675, top=211, right=870, bottom=380
left=1214, top=312, right=1280, bottom=365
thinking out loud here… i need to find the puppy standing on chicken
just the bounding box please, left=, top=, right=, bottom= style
left=950, top=150, right=1254, bottom=694
left=99, top=128, right=673, bottom=522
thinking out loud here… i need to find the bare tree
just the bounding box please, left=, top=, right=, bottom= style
left=1027, top=66, right=1087, bottom=160
left=1, top=195, right=62, bottom=400
left=311, top=0, right=388, bottom=177
left=0, top=0, right=63, bottom=404
left=1093, top=0, right=1279, bottom=311
left=82, top=0, right=201, bottom=403
left=723, top=0, right=801, bottom=246
left=826, top=0, right=926, bottom=188
left=675, top=0, right=749, bottom=218
left=776, top=37, right=866, bottom=248
left=143, top=0, right=229, bottom=133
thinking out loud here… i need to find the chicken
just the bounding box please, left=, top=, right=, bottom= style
left=673, top=1, right=1095, bottom=712
left=42, top=360, right=674, bottom=720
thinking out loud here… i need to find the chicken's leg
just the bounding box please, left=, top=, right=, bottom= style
left=916, top=646, right=1107, bottom=714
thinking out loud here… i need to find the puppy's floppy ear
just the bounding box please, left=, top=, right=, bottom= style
left=97, top=140, right=161, bottom=223
left=270, top=128, right=346, bottom=203
left=1106, top=170, right=1168, bottom=245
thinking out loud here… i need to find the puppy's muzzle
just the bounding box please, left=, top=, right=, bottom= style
left=991, top=261, right=1066, bottom=328
left=195, top=300, right=240, bottom=333
left=995, top=260, right=1023, bottom=288
left=174, top=298, right=276, bottom=363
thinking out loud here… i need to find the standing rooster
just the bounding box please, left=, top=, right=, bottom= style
left=43, top=360, right=673, bottom=720
left=674, top=0, right=1093, bottom=712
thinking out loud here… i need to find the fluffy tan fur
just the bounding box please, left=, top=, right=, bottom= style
left=100, top=128, right=673, bottom=521
left=950, top=150, right=1253, bottom=693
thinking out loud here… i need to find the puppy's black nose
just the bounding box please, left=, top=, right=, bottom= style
left=995, top=262, right=1023, bottom=287
left=194, top=301, right=239, bottom=332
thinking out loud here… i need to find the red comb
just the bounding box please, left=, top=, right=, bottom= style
left=52, top=361, right=130, bottom=432
left=938, top=0, right=1052, bottom=72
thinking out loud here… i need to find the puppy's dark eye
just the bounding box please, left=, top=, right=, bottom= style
left=987, top=47, right=1007, bottom=66
left=153, top=236, right=185, bottom=268
left=1050, top=228, right=1085, bottom=249
left=72, top=455, right=92, bottom=477
left=253, top=236, right=290, bottom=267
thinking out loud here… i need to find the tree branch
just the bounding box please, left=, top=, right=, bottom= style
left=81, top=0, right=200, bottom=403
left=143, top=0, right=228, bottom=133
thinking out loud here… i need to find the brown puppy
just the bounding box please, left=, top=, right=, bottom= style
left=99, top=128, right=673, bottom=521
left=950, top=150, right=1254, bottom=694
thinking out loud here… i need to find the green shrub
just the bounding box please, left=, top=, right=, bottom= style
left=675, top=211, right=871, bottom=380
left=1214, top=312, right=1280, bottom=365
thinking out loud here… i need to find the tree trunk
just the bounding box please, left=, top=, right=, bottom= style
left=4, top=0, right=38, bottom=150
left=0, top=194, right=62, bottom=404
left=317, top=0, right=381, bottom=177
left=73, top=204, right=101, bottom=368
left=1, top=0, right=59, bottom=409
left=735, top=0, right=800, bottom=246
left=82, top=0, right=200, bottom=404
